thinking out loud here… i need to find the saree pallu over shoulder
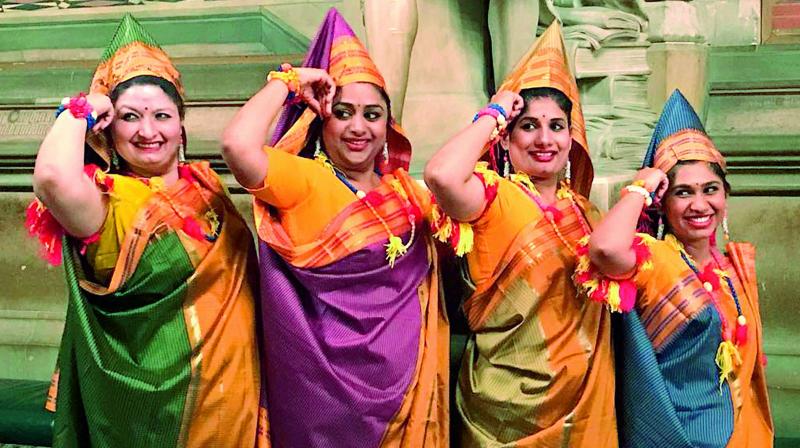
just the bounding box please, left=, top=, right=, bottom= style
left=51, top=162, right=265, bottom=448
left=458, top=190, right=616, bottom=448
left=256, top=169, right=448, bottom=447
left=254, top=168, right=430, bottom=268
left=614, top=239, right=773, bottom=448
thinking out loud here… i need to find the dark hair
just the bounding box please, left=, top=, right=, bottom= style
left=507, top=87, right=572, bottom=132
left=109, top=75, right=185, bottom=120
left=299, top=83, right=392, bottom=159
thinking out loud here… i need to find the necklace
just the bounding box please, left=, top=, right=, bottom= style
left=668, top=234, right=747, bottom=388
left=314, top=152, right=415, bottom=267
left=508, top=172, right=591, bottom=256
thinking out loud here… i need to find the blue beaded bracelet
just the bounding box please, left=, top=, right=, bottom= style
left=486, top=103, right=508, bottom=120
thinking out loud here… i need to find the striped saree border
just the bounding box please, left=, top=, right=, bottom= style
left=463, top=194, right=595, bottom=331
left=255, top=169, right=429, bottom=268
left=79, top=162, right=224, bottom=296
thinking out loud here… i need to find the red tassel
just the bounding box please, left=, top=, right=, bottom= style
left=574, top=271, right=592, bottom=285
left=449, top=221, right=461, bottom=250
left=735, top=322, right=748, bottom=346
left=25, top=199, right=65, bottom=265
left=182, top=216, right=205, bottom=241
left=541, top=204, right=563, bottom=223
left=618, top=280, right=637, bottom=312
left=590, top=280, right=609, bottom=303
left=178, top=164, right=196, bottom=183
left=632, top=236, right=651, bottom=263
left=699, top=263, right=721, bottom=292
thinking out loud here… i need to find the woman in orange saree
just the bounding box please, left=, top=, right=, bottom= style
left=582, top=89, right=773, bottom=447
left=221, top=8, right=448, bottom=447
left=424, top=22, right=617, bottom=447
left=27, top=15, right=264, bottom=447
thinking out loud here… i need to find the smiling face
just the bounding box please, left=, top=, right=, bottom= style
left=321, top=82, right=389, bottom=174
left=110, top=83, right=183, bottom=178
left=663, top=161, right=727, bottom=245
left=505, top=96, right=572, bottom=181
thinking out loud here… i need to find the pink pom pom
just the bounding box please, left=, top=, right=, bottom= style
left=618, top=280, right=637, bottom=312
left=363, top=190, right=384, bottom=208
left=178, top=164, right=196, bottom=182
left=735, top=322, right=748, bottom=346
left=182, top=216, right=205, bottom=241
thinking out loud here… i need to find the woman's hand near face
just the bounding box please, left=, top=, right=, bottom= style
left=86, top=93, right=114, bottom=133
left=295, top=68, right=336, bottom=117
left=489, top=90, right=524, bottom=122
left=222, top=68, right=321, bottom=190
left=634, top=167, right=668, bottom=204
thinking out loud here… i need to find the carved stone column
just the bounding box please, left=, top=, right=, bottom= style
left=363, top=0, right=419, bottom=123
left=487, top=0, right=541, bottom=89
left=645, top=1, right=709, bottom=114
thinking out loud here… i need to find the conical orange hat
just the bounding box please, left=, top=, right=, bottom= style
left=271, top=8, right=411, bottom=173
left=498, top=21, right=593, bottom=197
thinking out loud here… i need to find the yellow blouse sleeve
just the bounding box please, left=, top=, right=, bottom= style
left=84, top=175, right=154, bottom=284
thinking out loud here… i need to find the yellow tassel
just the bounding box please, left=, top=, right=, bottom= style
left=641, top=260, right=654, bottom=271
left=432, top=217, right=453, bottom=242
left=474, top=161, right=500, bottom=186
left=149, top=176, right=165, bottom=192
left=314, top=152, right=336, bottom=175
left=639, top=233, right=656, bottom=245
left=607, top=281, right=622, bottom=313
left=429, top=205, right=441, bottom=226
left=385, top=235, right=407, bottom=268
left=205, top=209, right=220, bottom=237
left=388, top=179, right=408, bottom=200
left=577, top=256, right=590, bottom=273
left=510, top=173, right=538, bottom=195
left=715, top=340, right=742, bottom=392
left=455, top=222, right=474, bottom=257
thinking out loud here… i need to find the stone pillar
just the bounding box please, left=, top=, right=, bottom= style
left=644, top=1, right=709, bottom=115
left=647, top=43, right=709, bottom=115
left=363, top=0, right=419, bottom=123
left=487, top=0, right=541, bottom=89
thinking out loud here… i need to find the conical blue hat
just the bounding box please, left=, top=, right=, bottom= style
left=642, top=89, right=713, bottom=169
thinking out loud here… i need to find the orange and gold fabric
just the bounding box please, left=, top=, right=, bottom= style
left=456, top=174, right=617, bottom=447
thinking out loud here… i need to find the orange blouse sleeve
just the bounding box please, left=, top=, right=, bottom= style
left=466, top=178, right=538, bottom=287
left=247, top=148, right=355, bottom=245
